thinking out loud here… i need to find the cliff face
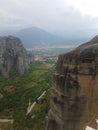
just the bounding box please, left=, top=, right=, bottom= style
left=0, top=36, right=29, bottom=77
left=46, top=36, right=98, bottom=130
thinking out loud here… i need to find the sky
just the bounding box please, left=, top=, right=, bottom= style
left=0, top=0, right=98, bottom=37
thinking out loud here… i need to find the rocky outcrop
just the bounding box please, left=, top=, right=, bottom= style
left=27, top=51, right=34, bottom=64
left=0, top=36, right=29, bottom=77
left=46, top=36, right=98, bottom=130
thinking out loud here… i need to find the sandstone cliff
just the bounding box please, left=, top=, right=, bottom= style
left=0, top=36, right=29, bottom=77
left=46, top=36, right=98, bottom=130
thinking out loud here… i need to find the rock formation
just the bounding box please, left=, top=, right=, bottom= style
left=46, top=36, right=98, bottom=130
left=0, top=36, right=29, bottom=77
left=27, top=51, right=34, bottom=64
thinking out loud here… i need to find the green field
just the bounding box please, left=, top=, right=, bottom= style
left=0, top=61, right=55, bottom=130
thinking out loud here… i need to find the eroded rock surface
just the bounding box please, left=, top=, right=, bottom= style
left=0, top=36, right=29, bottom=77
left=46, top=36, right=98, bottom=130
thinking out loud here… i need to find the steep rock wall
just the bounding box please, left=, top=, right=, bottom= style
left=46, top=36, right=98, bottom=130
left=0, top=36, right=29, bottom=77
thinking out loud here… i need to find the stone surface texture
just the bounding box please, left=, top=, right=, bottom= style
left=0, top=36, right=29, bottom=77
left=46, top=36, right=98, bottom=130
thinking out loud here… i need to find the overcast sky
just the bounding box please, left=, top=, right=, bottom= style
left=0, top=0, right=98, bottom=35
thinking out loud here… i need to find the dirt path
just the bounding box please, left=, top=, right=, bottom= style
left=0, top=119, right=13, bottom=124
left=26, top=90, right=46, bottom=115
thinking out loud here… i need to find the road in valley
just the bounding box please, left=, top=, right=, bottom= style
left=0, top=119, right=13, bottom=124
left=26, top=90, right=46, bottom=115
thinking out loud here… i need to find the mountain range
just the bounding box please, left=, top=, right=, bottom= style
left=0, top=27, right=92, bottom=48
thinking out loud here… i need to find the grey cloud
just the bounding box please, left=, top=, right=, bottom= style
left=0, top=0, right=98, bottom=35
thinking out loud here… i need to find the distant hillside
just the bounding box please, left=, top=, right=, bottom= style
left=0, top=27, right=92, bottom=48
left=0, top=27, right=65, bottom=48
left=16, top=27, right=66, bottom=48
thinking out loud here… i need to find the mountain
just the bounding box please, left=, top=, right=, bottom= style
left=46, top=36, right=98, bottom=130
left=0, top=27, right=65, bottom=48
left=0, top=27, right=90, bottom=48
left=0, top=36, right=29, bottom=77
left=16, top=27, right=66, bottom=48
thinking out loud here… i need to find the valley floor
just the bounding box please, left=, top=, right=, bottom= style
left=0, top=61, right=54, bottom=130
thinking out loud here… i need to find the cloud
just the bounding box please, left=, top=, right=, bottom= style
left=0, top=0, right=98, bottom=35
left=65, top=0, right=98, bottom=17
